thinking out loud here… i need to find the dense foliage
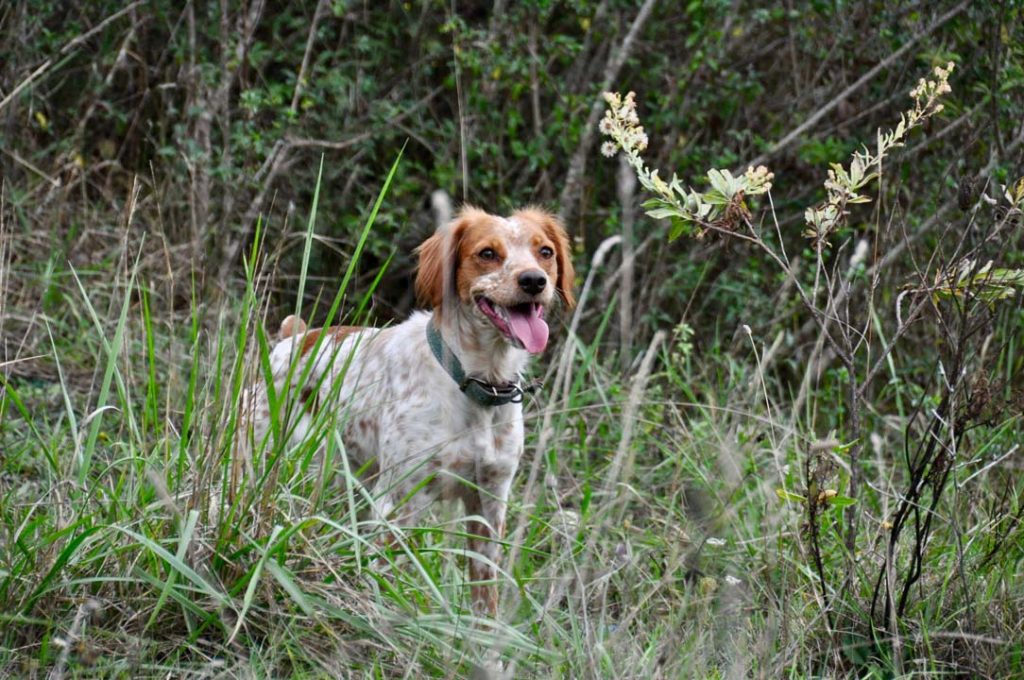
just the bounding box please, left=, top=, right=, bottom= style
left=2, top=0, right=1023, bottom=677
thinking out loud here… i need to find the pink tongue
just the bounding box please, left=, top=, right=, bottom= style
left=507, top=304, right=549, bottom=354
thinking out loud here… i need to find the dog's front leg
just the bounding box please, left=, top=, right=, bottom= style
left=465, top=473, right=514, bottom=619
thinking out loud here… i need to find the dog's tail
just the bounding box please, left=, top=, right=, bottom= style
left=279, top=315, right=307, bottom=340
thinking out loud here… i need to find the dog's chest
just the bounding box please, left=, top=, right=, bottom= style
left=348, top=376, right=522, bottom=473
left=329, top=319, right=526, bottom=489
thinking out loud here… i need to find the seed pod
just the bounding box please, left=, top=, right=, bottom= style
left=958, top=176, right=978, bottom=211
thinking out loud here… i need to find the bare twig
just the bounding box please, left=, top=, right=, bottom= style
left=290, top=0, right=331, bottom=115
left=185, top=0, right=265, bottom=267
left=0, top=1, right=145, bottom=113
left=558, top=0, right=658, bottom=227
left=0, top=147, right=60, bottom=188
left=283, top=132, right=375, bottom=151
left=214, top=86, right=442, bottom=289
left=960, top=445, right=1020, bottom=487
left=617, top=154, right=637, bottom=368
left=606, top=330, right=666, bottom=506
left=451, top=0, right=468, bottom=202
left=73, top=6, right=140, bottom=144
left=0, top=181, right=8, bottom=373
left=746, top=0, right=971, bottom=168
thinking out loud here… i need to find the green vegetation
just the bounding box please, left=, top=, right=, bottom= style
left=2, top=1, right=1023, bottom=677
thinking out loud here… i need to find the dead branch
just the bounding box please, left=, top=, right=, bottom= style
left=557, top=0, right=658, bottom=228
left=0, top=1, right=145, bottom=114
left=745, top=0, right=971, bottom=169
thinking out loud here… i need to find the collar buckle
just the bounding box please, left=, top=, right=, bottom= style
left=459, top=376, right=527, bottom=405
left=427, top=318, right=543, bottom=407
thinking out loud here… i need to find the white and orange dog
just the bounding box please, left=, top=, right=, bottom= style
left=240, top=206, right=574, bottom=616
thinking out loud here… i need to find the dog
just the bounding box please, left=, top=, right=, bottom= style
left=238, top=206, right=574, bottom=617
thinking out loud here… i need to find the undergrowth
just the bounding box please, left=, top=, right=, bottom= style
left=2, top=3, right=1024, bottom=677
left=2, top=140, right=1022, bottom=676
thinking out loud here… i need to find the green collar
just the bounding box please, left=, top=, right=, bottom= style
left=426, top=318, right=540, bottom=407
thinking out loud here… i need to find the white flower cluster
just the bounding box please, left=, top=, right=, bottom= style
left=599, top=91, right=649, bottom=158
left=599, top=90, right=776, bottom=240
left=743, top=165, right=775, bottom=195
left=804, top=62, right=956, bottom=245
left=910, top=61, right=955, bottom=102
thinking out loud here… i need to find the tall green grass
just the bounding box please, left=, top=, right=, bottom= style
left=2, top=162, right=1023, bottom=678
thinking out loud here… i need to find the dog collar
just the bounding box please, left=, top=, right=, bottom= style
left=426, top=318, right=541, bottom=407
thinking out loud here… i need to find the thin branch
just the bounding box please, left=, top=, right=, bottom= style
left=617, top=154, right=637, bottom=368
left=215, top=88, right=443, bottom=288
left=558, top=0, right=658, bottom=227
left=0, top=147, right=60, bottom=188
left=0, top=1, right=145, bottom=113
left=746, top=0, right=971, bottom=168
left=290, top=0, right=331, bottom=115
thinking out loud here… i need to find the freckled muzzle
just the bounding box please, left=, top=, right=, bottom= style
left=476, top=297, right=549, bottom=353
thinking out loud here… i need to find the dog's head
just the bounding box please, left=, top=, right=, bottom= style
left=415, top=206, right=575, bottom=354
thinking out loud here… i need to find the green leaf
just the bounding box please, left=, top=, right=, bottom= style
left=145, top=510, right=200, bottom=634
left=775, top=488, right=805, bottom=504
left=668, top=217, right=693, bottom=241
left=707, top=168, right=730, bottom=195
left=703, top=190, right=729, bottom=206
left=646, top=207, right=683, bottom=220
left=231, top=525, right=284, bottom=643
left=266, top=558, right=313, bottom=616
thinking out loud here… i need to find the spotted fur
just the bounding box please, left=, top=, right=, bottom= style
left=238, top=206, right=574, bottom=618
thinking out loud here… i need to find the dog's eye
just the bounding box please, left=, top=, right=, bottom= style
left=479, top=248, right=497, bottom=261
left=539, top=246, right=554, bottom=259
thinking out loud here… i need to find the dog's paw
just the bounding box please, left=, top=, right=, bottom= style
left=469, top=655, right=510, bottom=680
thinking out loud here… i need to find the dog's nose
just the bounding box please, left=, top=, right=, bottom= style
left=518, top=270, right=547, bottom=295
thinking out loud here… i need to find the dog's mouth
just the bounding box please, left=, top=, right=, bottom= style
left=476, top=297, right=549, bottom=354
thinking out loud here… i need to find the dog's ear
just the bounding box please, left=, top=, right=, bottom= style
left=533, top=210, right=576, bottom=309
left=414, top=229, right=445, bottom=308
left=415, top=211, right=471, bottom=309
